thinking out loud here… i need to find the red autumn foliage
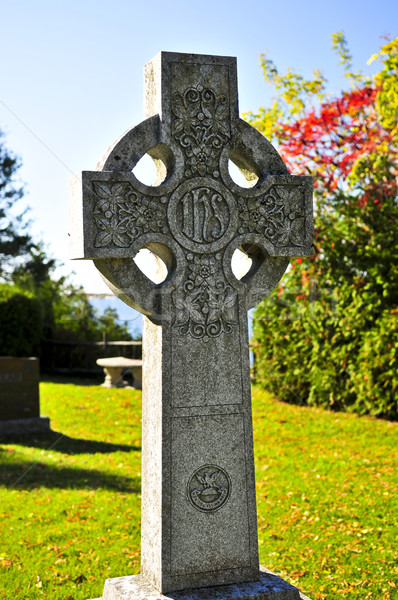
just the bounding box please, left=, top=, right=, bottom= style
left=275, top=86, right=393, bottom=193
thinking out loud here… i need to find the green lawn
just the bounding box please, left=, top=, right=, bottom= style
left=0, top=380, right=397, bottom=599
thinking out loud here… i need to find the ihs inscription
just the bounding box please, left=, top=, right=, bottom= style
left=178, top=186, right=230, bottom=244
left=167, top=178, right=237, bottom=254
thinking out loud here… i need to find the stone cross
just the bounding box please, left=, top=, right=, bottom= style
left=69, top=52, right=313, bottom=600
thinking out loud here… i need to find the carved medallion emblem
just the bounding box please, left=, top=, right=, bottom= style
left=179, top=186, right=230, bottom=244
left=168, top=178, right=238, bottom=253
left=188, top=465, right=231, bottom=512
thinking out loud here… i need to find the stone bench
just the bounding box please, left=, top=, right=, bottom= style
left=96, top=356, right=142, bottom=389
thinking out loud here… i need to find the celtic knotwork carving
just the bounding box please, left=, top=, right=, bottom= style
left=74, top=52, right=314, bottom=358
left=171, top=85, right=230, bottom=178
left=92, top=182, right=168, bottom=248
left=238, top=185, right=306, bottom=247
left=172, top=252, right=238, bottom=342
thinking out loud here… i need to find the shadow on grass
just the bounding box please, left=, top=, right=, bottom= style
left=0, top=431, right=140, bottom=454
left=0, top=460, right=140, bottom=492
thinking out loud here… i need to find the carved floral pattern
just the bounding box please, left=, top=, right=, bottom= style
left=172, top=85, right=230, bottom=178
left=172, top=252, right=238, bottom=342
left=238, top=185, right=306, bottom=247
left=92, top=182, right=167, bottom=248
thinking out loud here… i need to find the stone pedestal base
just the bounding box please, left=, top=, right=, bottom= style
left=89, top=567, right=312, bottom=600
left=0, top=416, right=50, bottom=436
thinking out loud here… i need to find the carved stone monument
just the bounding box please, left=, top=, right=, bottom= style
left=69, top=52, right=313, bottom=600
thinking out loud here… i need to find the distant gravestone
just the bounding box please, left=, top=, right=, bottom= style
left=0, top=357, right=50, bottom=435
left=70, top=52, right=314, bottom=600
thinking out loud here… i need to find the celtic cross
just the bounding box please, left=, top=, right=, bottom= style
left=69, top=52, right=313, bottom=599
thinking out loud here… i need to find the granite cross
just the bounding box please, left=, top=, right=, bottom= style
left=69, top=52, right=314, bottom=600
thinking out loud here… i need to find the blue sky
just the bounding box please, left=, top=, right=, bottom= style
left=1, top=0, right=397, bottom=295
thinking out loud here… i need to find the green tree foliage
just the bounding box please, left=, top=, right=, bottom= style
left=10, top=246, right=133, bottom=344
left=0, top=131, right=32, bottom=278
left=0, top=292, right=43, bottom=356
left=246, top=35, right=398, bottom=419
left=0, top=131, right=134, bottom=355
left=0, top=268, right=133, bottom=357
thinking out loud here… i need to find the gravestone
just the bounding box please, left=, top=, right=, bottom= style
left=0, top=357, right=50, bottom=435
left=69, top=52, right=314, bottom=600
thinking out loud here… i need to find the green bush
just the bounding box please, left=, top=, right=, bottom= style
left=0, top=277, right=134, bottom=369
left=0, top=293, right=43, bottom=357
left=249, top=36, right=398, bottom=420
left=253, top=283, right=398, bottom=420
left=348, top=309, right=398, bottom=417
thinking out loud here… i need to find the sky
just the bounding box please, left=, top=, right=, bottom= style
left=1, top=0, right=397, bottom=305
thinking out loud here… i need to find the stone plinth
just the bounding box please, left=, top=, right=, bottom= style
left=0, top=416, right=50, bottom=436
left=90, top=567, right=312, bottom=600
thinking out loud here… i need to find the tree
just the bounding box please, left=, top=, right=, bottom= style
left=247, top=35, right=398, bottom=419
left=0, top=130, right=32, bottom=278
left=11, top=245, right=134, bottom=343
left=0, top=133, right=135, bottom=359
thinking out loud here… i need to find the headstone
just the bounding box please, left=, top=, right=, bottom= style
left=0, top=357, right=50, bottom=435
left=69, top=52, right=314, bottom=600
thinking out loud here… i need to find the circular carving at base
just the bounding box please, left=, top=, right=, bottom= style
left=187, top=465, right=231, bottom=513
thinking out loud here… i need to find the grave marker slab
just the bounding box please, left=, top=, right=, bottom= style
left=69, top=52, right=314, bottom=600
left=0, top=357, right=50, bottom=435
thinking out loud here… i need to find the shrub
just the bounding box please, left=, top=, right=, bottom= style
left=249, top=35, right=398, bottom=419
left=0, top=293, right=43, bottom=357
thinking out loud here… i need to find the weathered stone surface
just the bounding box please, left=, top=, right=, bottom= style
left=0, top=357, right=40, bottom=420
left=70, top=52, right=314, bottom=600
left=96, top=567, right=311, bottom=600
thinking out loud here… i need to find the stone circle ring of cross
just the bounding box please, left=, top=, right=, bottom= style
left=70, top=52, right=314, bottom=338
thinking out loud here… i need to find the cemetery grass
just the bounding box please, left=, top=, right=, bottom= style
left=0, top=383, right=396, bottom=599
